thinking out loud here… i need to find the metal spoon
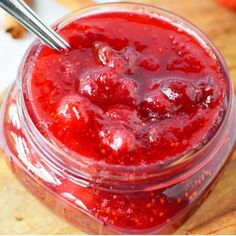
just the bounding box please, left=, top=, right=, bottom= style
left=0, top=0, right=70, bottom=51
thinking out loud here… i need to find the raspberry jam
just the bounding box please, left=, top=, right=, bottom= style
left=0, top=3, right=235, bottom=234
left=28, top=12, right=226, bottom=166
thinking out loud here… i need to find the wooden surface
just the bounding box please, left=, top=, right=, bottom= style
left=0, top=0, right=236, bottom=234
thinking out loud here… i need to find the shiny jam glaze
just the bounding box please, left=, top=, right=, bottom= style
left=1, top=5, right=235, bottom=234
left=26, top=12, right=226, bottom=166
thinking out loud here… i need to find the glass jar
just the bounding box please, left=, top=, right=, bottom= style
left=0, top=3, right=235, bottom=235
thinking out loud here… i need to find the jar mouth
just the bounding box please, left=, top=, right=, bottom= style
left=17, top=2, right=234, bottom=188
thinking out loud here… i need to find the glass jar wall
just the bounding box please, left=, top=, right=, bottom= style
left=0, top=3, right=235, bottom=234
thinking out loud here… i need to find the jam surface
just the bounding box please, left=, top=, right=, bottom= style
left=26, top=12, right=226, bottom=166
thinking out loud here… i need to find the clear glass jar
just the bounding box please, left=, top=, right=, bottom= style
left=0, top=3, right=235, bottom=235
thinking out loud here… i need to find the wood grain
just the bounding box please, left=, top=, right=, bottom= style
left=0, top=0, right=236, bottom=234
left=187, top=210, right=236, bottom=234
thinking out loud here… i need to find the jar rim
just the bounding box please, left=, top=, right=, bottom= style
left=16, top=2, right=235, bottom=189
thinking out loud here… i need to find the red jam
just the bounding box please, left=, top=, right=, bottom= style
left=27, top=12, right=226, bottom=166
left=1, top=6, right=235, bottom=235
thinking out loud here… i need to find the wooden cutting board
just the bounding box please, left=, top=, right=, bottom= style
left=0, top=0, right=236, bottom=234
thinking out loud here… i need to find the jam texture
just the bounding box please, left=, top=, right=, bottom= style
left=27, top=12, right=226, bottom=166
left=1, top=8, right=235, bottom=235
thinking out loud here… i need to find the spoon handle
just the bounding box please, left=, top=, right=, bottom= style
left=0, top=0, right=70, bottom=51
